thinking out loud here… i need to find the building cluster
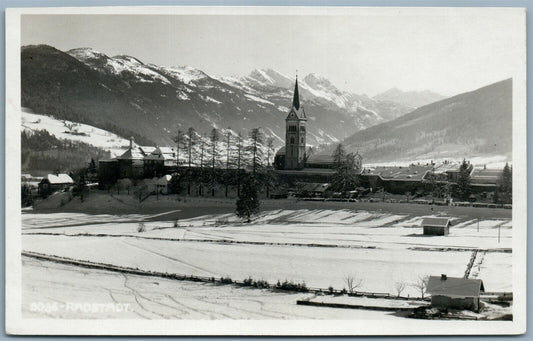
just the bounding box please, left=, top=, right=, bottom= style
left=98, top=142, right=179, bottom=186
left=23, top=76, right=506, bottom=203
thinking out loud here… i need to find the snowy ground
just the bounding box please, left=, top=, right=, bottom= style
left=22, top=207, right=512, bottom=307
left=22, top=256, right=403, bottom=320
left=21, top=108, right=129, bottom=157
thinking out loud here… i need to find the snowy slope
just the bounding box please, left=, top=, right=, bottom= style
left=21, top=108, right=130, bottom=157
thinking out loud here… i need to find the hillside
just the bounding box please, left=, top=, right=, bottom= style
left=344, top=79, right=512, bottom=163
left=373, top=88, right=445, bottom=109
left=21, top=108, right=130, bottom=157
left=21, top=45, right=412, bottom=148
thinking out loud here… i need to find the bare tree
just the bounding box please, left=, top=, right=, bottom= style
left=344, top=274, right=363, bottom=294
left=198, top=133, right=206, bottom=196
left=411, top=275, right=429, bottom=299
left=395, top=281, right=407, bottom=297
left=225, top=128, right=232, bottom=197
left=209, top=128, right=220, bottom=196
left=185, top=127, right=196, bottom=195
left=247, top=128, right=264, bottom=178
left=236, top=132, right=243, bottom=196
left=266, top=137, right=274, bottom=168
left=172, top=129, right=183, bottom=172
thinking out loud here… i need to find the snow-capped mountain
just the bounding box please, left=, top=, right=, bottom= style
left=21, top=45, right=412, bottom=151
left=373, top=87, right=445, bottom=109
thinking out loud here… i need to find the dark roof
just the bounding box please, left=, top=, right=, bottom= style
left=427, top=276, right=485, bottom=298
left=299, top=183, right=331, bottom=192
left=422, top=217, right=451, bottom=227
left=292, top=77, right=300, bottom=110
left=275, top=146, right=286, bottom=156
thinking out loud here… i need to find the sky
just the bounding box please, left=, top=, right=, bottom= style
left=20, top=9, right=524, bottom=97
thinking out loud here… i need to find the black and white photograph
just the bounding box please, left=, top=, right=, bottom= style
left=5, top=5, right=527, bottom=335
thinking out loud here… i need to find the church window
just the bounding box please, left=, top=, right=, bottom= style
left=300, top=126, right=305, bottom=132
left=290, top=137, right=295, bottom=144
left=301, top=138, right=304, bottom=143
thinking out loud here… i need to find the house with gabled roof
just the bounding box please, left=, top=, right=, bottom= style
left=144, top=146, right=177, bottom=177
left=116, top=137, right=155, bottom=178
left=422, top=217, right=452, bottom=235
left=38, top=173, right=74, bottom=197
left=427, top=274, right=485, bottom=312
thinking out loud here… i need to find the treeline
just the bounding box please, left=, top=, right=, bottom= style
left=21, top=129, right=111, bottom=174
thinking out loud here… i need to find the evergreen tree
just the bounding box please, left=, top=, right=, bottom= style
left=332, top=143, right=346, bottom=169
left=266, top=137, right=274, bottom=168
left=499, top=163, right=512, bottom=204
left=330, top=151, right=360, bottom=194
left=236, top=176, right=260, bottom=223
left=456, top=159, right=472, bottom=200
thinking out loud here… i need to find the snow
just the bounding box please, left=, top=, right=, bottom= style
left=366, top=156, right=511, bottom=170
left=23, top=234, right=471, bottom=297
left=157, top=65, right=207, bottom=85
left=21, top=108, right=130, bottom=157
left=22, top=207, right=512, bottom=299
left=22, top=256, right=400, bottom=320
left=202, top=95, right=222, bottom=104
left=244, top=94, right=274, bottom=106
left=106, top=56, right=171, bottom=84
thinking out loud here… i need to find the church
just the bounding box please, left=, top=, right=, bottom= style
left=274, top=77, right=363, bottom=172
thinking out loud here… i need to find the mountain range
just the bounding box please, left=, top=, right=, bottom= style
left=373, top=87, right=445, bottom=109
left=21, top=45, right=415, bottom=148
left=343, top=78, right=512, bottom=162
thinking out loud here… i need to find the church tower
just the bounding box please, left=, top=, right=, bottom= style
left=284, top=76, right=307, bottom=170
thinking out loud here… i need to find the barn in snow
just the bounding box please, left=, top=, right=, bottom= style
left=422, top=217, right=452, bottom=236
left=427, top=274, right=485, bottom=312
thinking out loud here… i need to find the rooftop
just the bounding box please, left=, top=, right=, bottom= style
left=422, top=217, right=452, bottom=227
left=427, top=275, right=485, bottom=298
left=362, top=165, right=432, bottom=181
left=45, top=173, right=74, bottom=184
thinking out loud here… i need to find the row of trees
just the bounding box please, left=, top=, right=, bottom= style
left=169, top=127, right=277, bottom=197
left=171, top=127, right=276, bottom=172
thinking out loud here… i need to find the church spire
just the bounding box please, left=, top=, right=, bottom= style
left=292, top=75, right=300, bottom=110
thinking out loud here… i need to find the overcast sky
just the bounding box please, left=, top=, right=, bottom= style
left=21, top=10, right=523, bottom=97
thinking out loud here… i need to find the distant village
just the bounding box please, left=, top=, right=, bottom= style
left=21, top=77, right=512, bottom=209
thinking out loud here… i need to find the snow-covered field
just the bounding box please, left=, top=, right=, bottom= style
left=22, top=256, right=401, bottom=320
left=22, top=207, right=512, bottom=315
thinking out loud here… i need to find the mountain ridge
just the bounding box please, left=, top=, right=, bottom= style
left=21, top=44, right=413, bottom=149
left=344, top=78, right=512, bottom=163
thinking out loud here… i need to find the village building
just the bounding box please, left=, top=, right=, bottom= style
left=38, top=173, right=74, bottom=197
left=359, top=164, right=433, bottom=194
left=427, top=274, right=485, bottom=312
left=421, top=217, right=452, bottom=235
left=22, top=173, right=43, bottom=192
left=143, top=146, right=177, bottom=178
left=470, top=168, right=503, bottom=193
left=116, top=139, right=156, bottom=179
left=274, top=77, right=363, bottom=183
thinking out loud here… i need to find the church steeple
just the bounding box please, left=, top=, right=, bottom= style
left=292, top=76, right=300, bottom=110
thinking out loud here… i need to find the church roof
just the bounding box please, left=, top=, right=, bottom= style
left=286, top=77, right=306, bottom=120
left=293, top=77, right=300, bottom=110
